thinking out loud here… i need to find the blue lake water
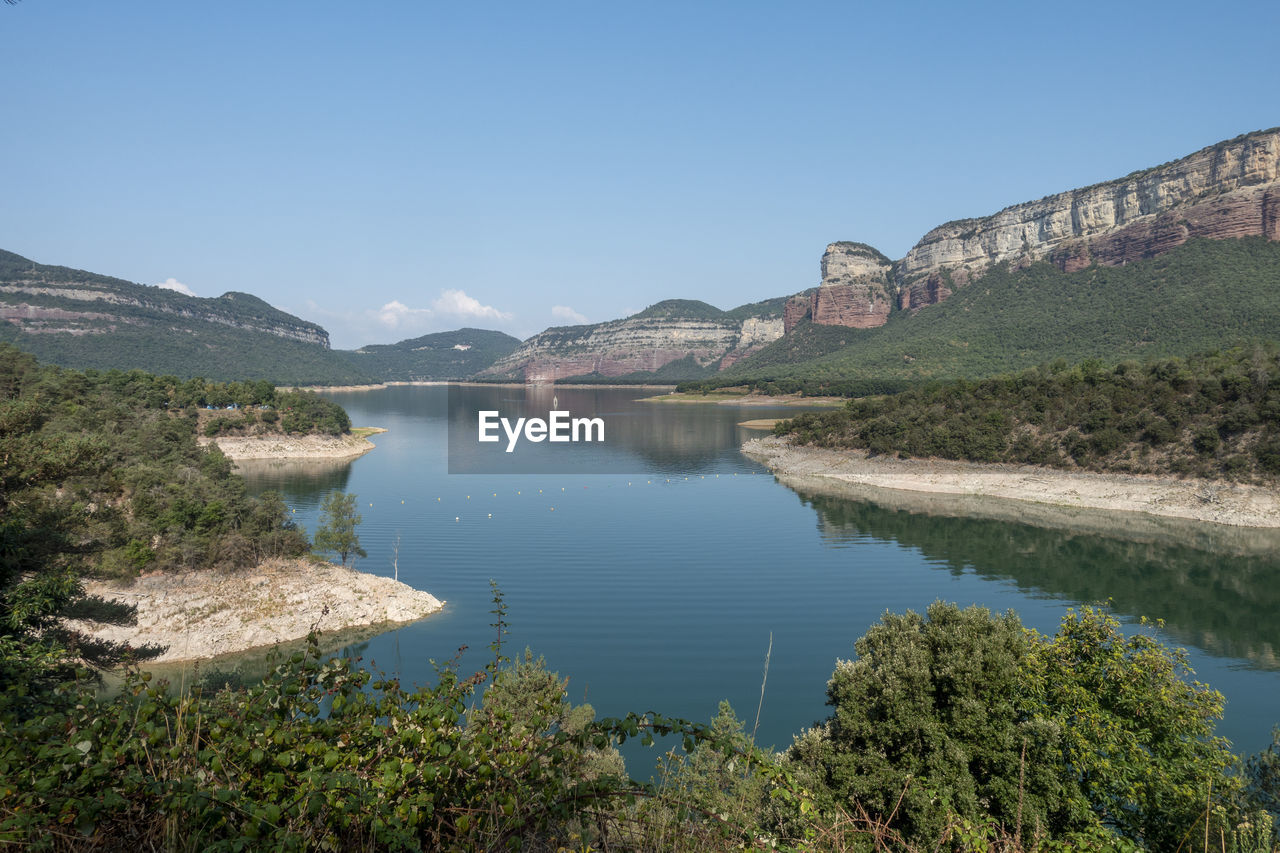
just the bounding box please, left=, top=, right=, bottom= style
left=230, top=385, right=1280, bottom=764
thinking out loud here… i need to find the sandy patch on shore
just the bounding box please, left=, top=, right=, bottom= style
left=743, top=435, right=1280, bottom=530
left=739, top=419, right=785, bottom=430
left=69, top=558, right=444, bottom=664
left=641, top=391, right=844, bottom=407
left=202, top=431, right=377, bottom=461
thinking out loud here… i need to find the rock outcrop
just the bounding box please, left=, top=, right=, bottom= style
left=808, top=127, right=1280, bottom=324
left=783, top=243, right=894, bottom=333
left=0, top=279, right=330, bottom=347
left=481, top=300, right=785, bottom=381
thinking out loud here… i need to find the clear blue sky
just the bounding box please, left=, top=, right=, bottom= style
left=3, top=1, right=1276, bottom=348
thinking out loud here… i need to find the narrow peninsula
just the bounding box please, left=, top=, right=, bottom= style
left=752, top=347, right=1280, bottom=530
left=69, top=558, right=443, bottom=664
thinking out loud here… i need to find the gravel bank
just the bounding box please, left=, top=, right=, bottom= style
left=202, top=432, right=377, bottom=461
left=69, top=558, right=444, bottom=663
left=743, top=435, right=1280, bottom=530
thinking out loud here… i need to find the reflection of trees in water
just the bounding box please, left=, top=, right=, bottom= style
left=796, top=489, right=1280, bottom=670
left=106, top=634, right=378, bottom=696
left=233, top=458, right=352, bottom=502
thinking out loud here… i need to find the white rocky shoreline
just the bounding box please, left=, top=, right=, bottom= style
left=743, top=435, right=1280, bottom=530
left=200, top=430, right=381, bottom=461
left=69, top=558, right=444, bottom=664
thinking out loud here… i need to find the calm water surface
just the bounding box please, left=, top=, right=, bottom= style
left=230, top=385, right=1280, bottom=761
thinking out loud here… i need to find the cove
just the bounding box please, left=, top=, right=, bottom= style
left=227, top=384, right=1280, bottom=760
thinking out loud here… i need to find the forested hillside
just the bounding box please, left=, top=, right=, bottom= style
left=727, top=237, right=1280, bottom=386
left=778, top=345, right=1280, bottom=483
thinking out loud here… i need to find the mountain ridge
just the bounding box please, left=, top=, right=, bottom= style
left=479, top=297, right=788, bottom=381
left=5, top=128, right=1278, bottom=386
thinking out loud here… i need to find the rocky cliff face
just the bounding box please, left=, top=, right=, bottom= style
left=808, top=128, right=1280, bottom=323
left=784, top=243, right=894, bottom=333
left=0, top=278, right=330, bottom=348
left=482, top=310, right=784, bottom=381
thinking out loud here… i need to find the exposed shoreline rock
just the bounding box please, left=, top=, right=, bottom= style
left=69, top=558, right=445, bottom=664
left=743, top=435, right=1280, bottom=530
left=202, top=431, right=379, bottom=461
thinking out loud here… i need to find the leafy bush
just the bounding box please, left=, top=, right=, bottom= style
left=0, top=594, right=795, bottom=852
left=789, top=603, right=1243, bottom=849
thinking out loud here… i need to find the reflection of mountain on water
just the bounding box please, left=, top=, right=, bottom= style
left=787, top=483, right=1280, bottom=670
left=233, top=457, right=352, bottom=499
left=444, top=384, right=808, bottom=473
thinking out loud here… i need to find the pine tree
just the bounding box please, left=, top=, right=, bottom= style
left=313, top=492, right=366, bottom=568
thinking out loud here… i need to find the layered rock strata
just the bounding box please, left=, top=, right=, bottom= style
left=783, top=243, right=894, bottom=333
left=482, top=314, right=784, bottom=381
left=811, top=128, right=1280, bottom=324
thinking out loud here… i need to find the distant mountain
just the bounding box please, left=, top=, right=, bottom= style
left=9, top=128, right=1277, bottom=388
left=0, top=249, right=372, bottom=384
left=479, top=297, right=790, bottom=381
left=339, top=328, right=521, bottom=380
left=724, top=236, right=1280, bottom=385
left=710, top=128, right=1280, bottom=387
left=783, top=127, right=1280, bottom=332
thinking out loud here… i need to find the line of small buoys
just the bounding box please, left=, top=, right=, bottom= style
left=413, top=467, right=764, bottom=529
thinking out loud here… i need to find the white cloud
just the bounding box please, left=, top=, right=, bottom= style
left=156, top=277, right=196, bottom=297
left=375, top=299, right=433, bottom=329
left=551, top=305, right=588, bottom=324
left=431, top=289, right=512, bottom=322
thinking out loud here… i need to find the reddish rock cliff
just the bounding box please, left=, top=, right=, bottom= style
left=800, top=128, right=1280, bottom=326
left=783, top=243, right=894, bottom=333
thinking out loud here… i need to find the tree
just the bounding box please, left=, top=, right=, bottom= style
left=313, top=491, right=366, bottom=568
left=788, top=602, right=1051, bottom=844
left=1245, top=727, right=1280, bottom=829
left=1030, top=607, right=1238, bottom=849
left=788, top=602, right=1242, bottom=848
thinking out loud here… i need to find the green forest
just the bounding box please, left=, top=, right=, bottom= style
left=776, top=345, right=1280, bottom=483
left=2, top=347, right=1280, bottom=849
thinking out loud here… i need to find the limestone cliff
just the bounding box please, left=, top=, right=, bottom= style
left=0, top=272, right=330, bottom=348
left=481, top=299, right=785, bottom=381
left=810, top=127, right=1280, bottom=324
left=0, top=249, right=372, bottom=384
left=783, top=243, right=894, bottom=333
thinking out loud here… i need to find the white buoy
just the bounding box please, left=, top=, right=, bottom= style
left=455, top=516, right=459, bottom=522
